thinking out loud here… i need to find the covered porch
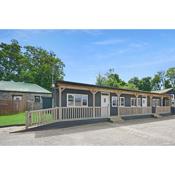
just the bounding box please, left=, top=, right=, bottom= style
left=25, top=81, right=171, bottom=129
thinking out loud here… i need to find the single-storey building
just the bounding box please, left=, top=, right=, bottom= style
left=0, top=81, right=52, bottom=114
left=53, top=80, right=172, bottom=119
left=25, top=80, right=174, bottom=128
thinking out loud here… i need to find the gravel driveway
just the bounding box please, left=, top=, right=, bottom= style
left=1, top=115, right=175, bottom=145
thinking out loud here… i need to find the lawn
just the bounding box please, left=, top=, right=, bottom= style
left=0, top=113, right=25, bottom=126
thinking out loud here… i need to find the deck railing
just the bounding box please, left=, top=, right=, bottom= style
left=26, top=106, right=172, bottom=129
left=119, top=107, right=152, bottom=116
left=26, top=106, right=108, bottom=129
left=156, top=106, right=171, bottom=114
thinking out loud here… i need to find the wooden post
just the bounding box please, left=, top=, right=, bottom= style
left=117, top=94, right=121, bottom=117
left=59, top=87, right=62, bottom=120
left=161, top=96, right=164, bottom=106
left=136, top=94, right=138, bottom=107
left=92, top=91, right=97, bottom=118
left=25, top=111, right=29, bottom=129
left=150, top=96, right=152, bottom=107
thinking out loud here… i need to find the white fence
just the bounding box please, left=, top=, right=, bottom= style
left=119, top=107, right=152, bottom=116
left=26, top=107, right=108, bottom=129
left=26, top=106, right=172, bottom=129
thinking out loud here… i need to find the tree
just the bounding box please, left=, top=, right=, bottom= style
left=152, top=74, right=161, bottom=90
left=0, top=40, right=65, bottom=90
left=139, top=77, right=152, bottom=91
left=96, top=69, right=126, bottom=88
left=128, top=77, right=140, bottom=89
left=166, top=67, right=175, bottom=90
left=152, top=71, right=166, bottom=90
left=0, top=40, right=28, bottom=81
left=96, top=73, right=106, bottom=86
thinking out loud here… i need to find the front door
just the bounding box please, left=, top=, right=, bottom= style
left=101, top=94, right=110, bottom=117
left=142, top=97, right=147, bottom=107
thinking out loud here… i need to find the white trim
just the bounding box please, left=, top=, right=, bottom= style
left=112, top=96, right=118, bottom=107
left=101, top=94, right=110, bottom=116
left=120, top=97, right=125, bottom=107
left=130, top=97, right=137, bottom=107
left=67, top=93, right=88, bottom=107
left=137, top=97, right=141, bottom=107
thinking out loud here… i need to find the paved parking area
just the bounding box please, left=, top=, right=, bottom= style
left=1, top=115, right=175, bottom=145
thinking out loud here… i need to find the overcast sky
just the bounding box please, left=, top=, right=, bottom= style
left=1, top=29, right=175, bottom=84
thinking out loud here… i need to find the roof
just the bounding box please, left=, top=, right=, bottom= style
left=151, top=88, right=173, bottom=94
left=56, top=80, right=171, bottom=95
left=0, top=81, right=51, bottom=94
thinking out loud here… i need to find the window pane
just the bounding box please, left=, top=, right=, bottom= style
left=35, top=96, right=40, bottom=103
left=120, top=97, right=125, bottom=106
left=137, top=98, right=141, bottom=106
left=68, top=94, right=74, bottom=106
left=112, top=97, right=117, bottom=107
left=75, top=95, right=82, bottom=106
left=82, top=96, right=88, bottom=106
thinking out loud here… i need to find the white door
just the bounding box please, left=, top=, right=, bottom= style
left=101, top=94, right=110, bottom=117
left=142, top=97, right=147, bottom=107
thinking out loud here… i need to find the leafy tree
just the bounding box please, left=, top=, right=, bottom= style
left=139, top=77, right=152, bottom=91
left=164, top=79, right=172, bottom=89
left=0, top=40, right=27, bottom=81
left=123, top=83, right=138, bottom=90
left=152, top=74, right=161, bottom=90
left=96, top=73, right=106, bottom=86
left=166, top=67, right=175, bottom=90
left=23, top=46, right=65, bottom=90
left=128, top=77, right=140, bottom=89
left=0, top=40, right=65, bottom=90
left=96, top=69, right=126, bottom=88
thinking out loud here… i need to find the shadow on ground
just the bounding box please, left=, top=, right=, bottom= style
left=12, top=114, right=175, bottom=138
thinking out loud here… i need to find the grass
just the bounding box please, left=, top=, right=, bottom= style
left=0, top=113, right=25, bottom=126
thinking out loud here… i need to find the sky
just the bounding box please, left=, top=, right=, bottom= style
left=0, top=29, right=175, bottom=84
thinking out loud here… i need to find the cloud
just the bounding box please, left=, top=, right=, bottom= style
left=93, top=38, right=125, bottom=45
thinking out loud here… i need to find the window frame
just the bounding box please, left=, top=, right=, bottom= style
left=67, top=93, right=88, bottom=107
left=120, top=97, right=125, bottom=107
left=137, top=97, right=141, bottom=107
left=112, top=96, right=118, bottom=107
left=34, top=96, right=41, bottom=103
left=131, top=97, right=137, bottom=107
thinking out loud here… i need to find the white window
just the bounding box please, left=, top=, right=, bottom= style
left=67, top=94, right=74, bottom=107
left=13, top=95, right=22, bottom=101
left=120, top=97, right=125, bottom=107
left=131, top=98, right=136, bottom=107
left=67, top=94, right=88, bottom=107
left=82, top=95, right=88, bottom=106
left=112, top=96, right=118, bottom=107
left=137, top=98, right=141, bottom=107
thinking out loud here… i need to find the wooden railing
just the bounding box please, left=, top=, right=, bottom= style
left=26, top=106, right=108, bottom=129
left=156, top=106, right=171, bottom=114
left=26, top=106, right=172, bottom=129
left=119, top=107, right=152, bottom=116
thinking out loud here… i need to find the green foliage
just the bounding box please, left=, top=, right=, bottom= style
left=0, top=40, right=65, bottom=90
left=97, top=68, right=174, bottom=92
left=96, top=69, right=126, bottom=88
left=139, top=77, right=152, bottom=91
left=166, top=67, right=175, bottom=90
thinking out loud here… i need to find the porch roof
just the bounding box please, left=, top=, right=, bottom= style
left=55, top=80, right=171, bottom=97
left=151, top=88, right=173, bottom=94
